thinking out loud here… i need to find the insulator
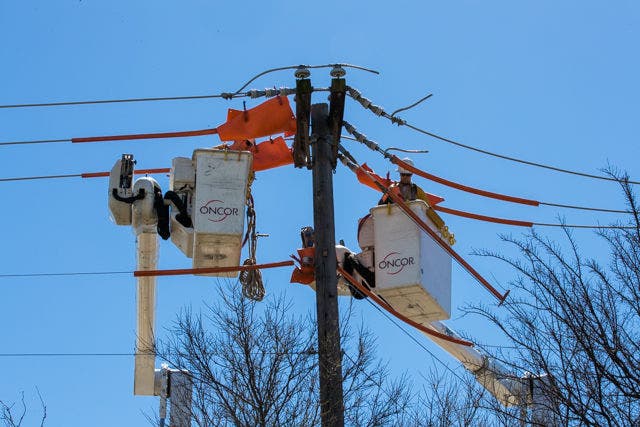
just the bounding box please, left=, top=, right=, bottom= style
left=330, top=65, right=346, bottom=78
left=264, top=88, right=278, bottom=97
left=294, top=66, right=311, bottom=79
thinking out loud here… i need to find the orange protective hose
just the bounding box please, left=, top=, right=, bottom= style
left=391, top=156, right=540, bottom=207
left=81, top=168, right=171, bottom=178
left=433, top=206, right=534, bottom=227
left=72, top=128, right=217, bottom=143
left=337, top=267, right=473, bottom=347
left=134, top=260, right=294, bottom=277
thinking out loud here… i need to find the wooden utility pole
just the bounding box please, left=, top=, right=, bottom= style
left=311, top=102, right=345, bottom=426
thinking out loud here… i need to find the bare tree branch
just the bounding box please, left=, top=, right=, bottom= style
left=466, top=173, right=640, bottom=426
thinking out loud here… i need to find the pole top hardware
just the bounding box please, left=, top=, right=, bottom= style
left=330, top=65, right=346, bottom=78
left=294, top=66, right=311, bottom=79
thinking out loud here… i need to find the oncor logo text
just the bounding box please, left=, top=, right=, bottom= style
left=378, top=252, right=415, bottom=275
left=199, top=200, right=239, bottom=222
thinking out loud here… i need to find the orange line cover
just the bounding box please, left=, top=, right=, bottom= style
left=134, top=260, right=294, bottom=277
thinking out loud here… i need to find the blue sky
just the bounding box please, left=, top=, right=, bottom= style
left=1, top=1, right=639, bottom=425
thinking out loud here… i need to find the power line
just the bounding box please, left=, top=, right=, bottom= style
left=0, top=93, right=234, bottom=110
left=0, top=63, right=377, bottom=110
left=339, top=148, right=638, bottom=231
left=342, top=126, right=634, bottom=214
left=390, top=93, right=433, bottom=117
left=432, top=205, right=637, bottom=229
left=0, top=353, right=136, bottom=357
left=533, top=222, right=636, bottom=229
left=538, top=201, right=631, bottom=214
left=1, top=126, right=218, bottom=146
left=0, top=86, right=293, bottom=112
left=345, top=86, right=640, bottom=185
left=2, top=168, right=635, bottom=230
left=0, top=138, right=69, bottom=146
left=0, top=263, right=293, bottom=279
left=363, top=298, right=466, bottom=383
left=0, top=349, right=319, bottom=358
left=404, top=122, right=640, bottom=185
left=0, top=168, right=169, bottom=183
left=230, top=63, right=379, bottom=96
left=0, top=271, right=131, bottom=278
left=0, top=173, right=82, bottom=182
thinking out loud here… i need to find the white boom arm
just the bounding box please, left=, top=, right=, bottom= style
left=109, top=155, right=193, bottom=425
left=422, top=321, right=524, bottom=406
left=131, top=177, right=160, bottom=396
left=421, top=322, right=555, bottom=424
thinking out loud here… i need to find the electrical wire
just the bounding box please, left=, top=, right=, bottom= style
left=0, top=168, right=169, bottom=183
left=230, top=63, right=379, bottom=96
left=538, top=201, right=630, bottom=214
left=1, top=262, right=294, bottom=280
left=384, top=147, right=430, bottom=155
left=1, top=88, right=317, bottom=147
left=0, top=350, right=319, bottom=358
left=341, top=149, right=636, bottom=234
left=345, top=86, right=640, bottom=185
left=0, top=353, right=137, bottom=357
left=363, top=298, right=466, bottom=383
left=0, top=173, right=82, bottom=182
left=404, top=121, right=640, bottom=185
left=0, top=93, right=236, bottom=110
left=1, top=127, right=219, bottom=146
left=432, top=205, right=637, bottom=229
left=0, top=64, right=377, bottom=110
left=342, top=125, right=634, bottom=214
left=0, top=271, right=131, bottom=278
left=134, top=260, right=294, bottom=277
left=533, top=222, right=636, bottom=229
left=339, top=267, right=474, bottom=345
left=4, top=170, right=635, bottom=230
left=71, top=128, right=217, bottom=143
left=390, top=93, right=433, bottom=117
left=396, top=156, right=633, bottom=214
left=0, top=138, right=69, bottom=146
left=339, top=152, right=508, bottom=301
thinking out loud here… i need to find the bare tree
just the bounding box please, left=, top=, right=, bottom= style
left=158, top=285, right=414, bottom=426
left=156, top=175, right=640, bottom=426
left=1, top=389, right=46, bottom=427
left=467, top=174, right=640, bottom=426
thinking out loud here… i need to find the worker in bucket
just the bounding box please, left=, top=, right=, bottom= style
left=375, top=157, right=455, bottom=244
left=378, top=158, right=430, bottom=205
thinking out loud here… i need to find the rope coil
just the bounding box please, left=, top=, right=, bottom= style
left=240, top=192, right=265, bottom=301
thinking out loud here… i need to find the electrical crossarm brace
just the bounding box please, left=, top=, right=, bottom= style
left=293, top=78, right=312, bottom=168
left=328, top=77, right=346, bottom=169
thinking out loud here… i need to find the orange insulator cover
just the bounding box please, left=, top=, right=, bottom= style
left=251, top=137, right=293, bottom=171
left=290, top=247, right=316, bottom=285
left=217, top=96, right=297, bottom=141
left=356, top=163, right=392, bottom=191
left=219, top=137, right=294, bottom=172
